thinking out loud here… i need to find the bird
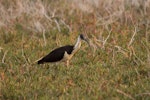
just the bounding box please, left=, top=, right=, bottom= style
left=37, top=34, right=90, bottom=67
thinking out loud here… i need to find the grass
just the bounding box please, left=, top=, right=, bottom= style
left=0, top=0, right=150, bottom=100
left=0, top=30, right=150, bottom=100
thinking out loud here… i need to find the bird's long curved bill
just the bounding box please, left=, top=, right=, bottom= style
left=84, top=39, right=91, bottom=47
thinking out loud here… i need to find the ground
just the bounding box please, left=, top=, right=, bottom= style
left=0, top=0, right=150, bottom=100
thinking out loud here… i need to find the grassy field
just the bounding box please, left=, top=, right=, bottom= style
left=0, top=0, right=150, bottom=100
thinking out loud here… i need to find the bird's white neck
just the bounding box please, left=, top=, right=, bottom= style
left=73, top=36, right=81, bottom=52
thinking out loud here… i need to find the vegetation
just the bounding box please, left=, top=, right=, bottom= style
left=0, top=0, right=150, bottom=100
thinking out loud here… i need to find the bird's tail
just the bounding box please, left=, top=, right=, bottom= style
left=37, top=59, right=44, bottom=64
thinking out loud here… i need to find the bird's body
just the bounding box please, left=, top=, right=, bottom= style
left=38, top=34, right=89, bottom=66
left=38, top=45, right=74, bottom=64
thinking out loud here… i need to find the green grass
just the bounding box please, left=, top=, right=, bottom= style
left=0, top=0, right=150, bottom=99
left=0, top=31, right=150, bottom=100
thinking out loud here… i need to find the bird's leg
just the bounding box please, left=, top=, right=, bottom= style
left=66, top=60, right=69, bottom=67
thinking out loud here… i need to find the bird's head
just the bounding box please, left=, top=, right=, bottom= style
left=79, top=34, right=90, bottom=46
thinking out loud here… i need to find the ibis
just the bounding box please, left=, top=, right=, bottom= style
left=38, top=34, right=89, bottom=66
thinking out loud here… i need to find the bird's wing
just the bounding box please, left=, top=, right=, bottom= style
left=41, top=49, right=64, bottom=62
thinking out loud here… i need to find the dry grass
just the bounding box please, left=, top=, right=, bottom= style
left=0, top=0, right=150, bottom=100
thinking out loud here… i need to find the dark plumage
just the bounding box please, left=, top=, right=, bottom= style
left=38, top=45, right=74, bottom=64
